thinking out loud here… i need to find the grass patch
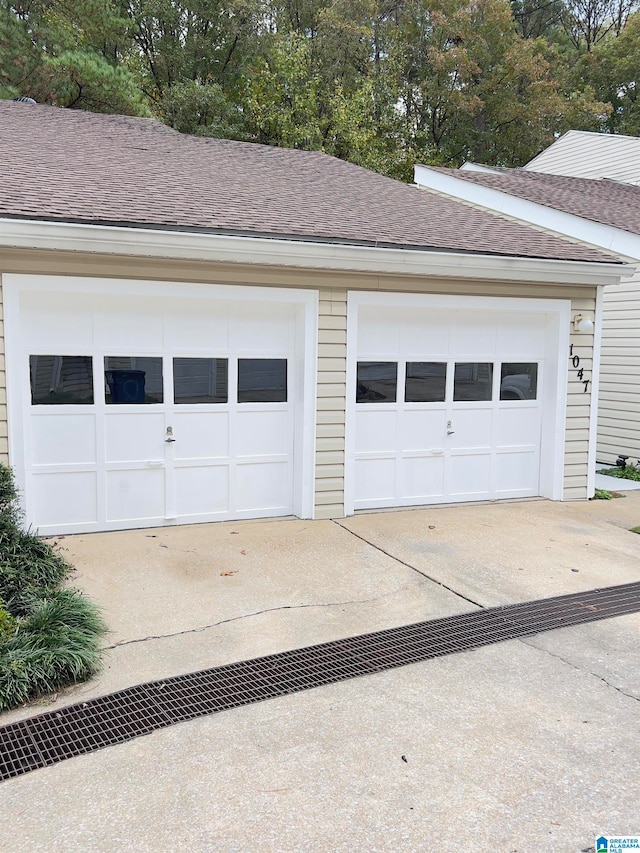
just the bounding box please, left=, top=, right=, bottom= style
left=597, top=464, right=640, bottom=481
left=630, top=526, right=640, bottom=535
left=0, top=465, right=106, bottom=712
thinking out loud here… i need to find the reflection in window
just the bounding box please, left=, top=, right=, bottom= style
left=405, top=362, right=446, bottom=403
left=174, top=358, right=228, bottom=404
left=453, top=362, right=493, bottom=401
left=238, top=359, right=287, bottom=402
left=500, top=363, right=538, bottom=400
left=30, top=355, right=94, bottom=405
left=356, top=362, right=397, bottom=403
left=105, top=357, right=163, bottom=404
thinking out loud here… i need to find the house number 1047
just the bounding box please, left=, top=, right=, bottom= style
left=569, top=344, right=589, bottom=393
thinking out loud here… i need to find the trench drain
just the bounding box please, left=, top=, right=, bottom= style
left=2, top=580, right=640, bottom=781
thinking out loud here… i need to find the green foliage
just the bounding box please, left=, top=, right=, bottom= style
left=0, top=0, right=638, bottom=176
left=0, top=464, right=106, bottom=712
left=597, top=464, right=640, bottom=481
left=0, top=0, right=149, bottom=113
left=593, top=488, right=613, bottom=499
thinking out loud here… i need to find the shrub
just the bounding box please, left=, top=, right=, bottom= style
left=0, top=464, right=106, bottom=712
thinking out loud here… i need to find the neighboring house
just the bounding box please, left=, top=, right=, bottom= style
left=0, top=102, right=629, bottom=535
left=414, top=163, right=640, bottom=468
left=523, top=129, right=640, bottom=185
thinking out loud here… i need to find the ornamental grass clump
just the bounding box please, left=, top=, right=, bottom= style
left=0, top=465, right=106, bottom=712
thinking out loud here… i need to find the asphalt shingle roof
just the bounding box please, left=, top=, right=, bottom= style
left=432, top=166, right=640, bottom=237
left=0, top=101, right=619, bottom=264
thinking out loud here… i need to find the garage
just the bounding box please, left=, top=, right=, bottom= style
left=4, top=275, right=317, bottom=535
left=345, top=293, right=569, bottom=512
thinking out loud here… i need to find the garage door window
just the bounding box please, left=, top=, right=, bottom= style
left=104, top=357, right=163, bottom=404
left=30, top=355, right=94, bottom=405
left=405, top=362, right=446, bottom=403
left=356, top=362, right=397, bottom=403
left=453, top=362, right=493, bottom=401
left=238, top=359, right=287, bottom=402
left=174, top=358, right=228, bottom=404
left=500, top=363, right=538, bottom=400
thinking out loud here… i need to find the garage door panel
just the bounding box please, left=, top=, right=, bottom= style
left=448, top=409, right=492, bottom=448
left=495, top=451, right=539, bottom=494
left=355, top=410, right=397, bottom=453
left=234, top=410, right=290, bottom=457
left=401, top=317, right=449, bottom=355
left=449, top=314, right=497, bottom=353
left=235, top=461, right=292, bottom=512
left=400, top=456, right=445, bottom=499
left=94, top=301, right=164, bottom=349
left=21, top=292, right=94, bottom=348
left=357, top=307, right=400, bottom=354
left=399, top=409, right=446, bottom=449
left=105, top=413, right=166, bottom=462
left=33, top=472, right=98, bottom=526
left=230, top=304, right=293, bottom=351
left=175, top=465, right=229, bottom=516
left=107, top=468, right=165, bottom=521
left=496, top=316, right=546, bottom=355
left=173, top=412, right=229, bottom=460
left=32, top=414, right=96, bottom=465
left=165, top=303, right=229, bottom=350
left=495, top=408, right=541, bottom=447
left=354, top=457, right=396, bottom=504
left=448, top=454, right=491, bottom=497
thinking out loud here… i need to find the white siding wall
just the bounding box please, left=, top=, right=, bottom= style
left=525, top=131, right=640, bottom=185
left=597, top=266, right=640, bottom=465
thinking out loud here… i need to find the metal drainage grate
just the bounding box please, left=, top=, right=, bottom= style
left=1, top=580, right=639, bottom=781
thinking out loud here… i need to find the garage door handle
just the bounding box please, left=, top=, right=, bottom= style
left=165, top=437, right=176, bottom=443
left=447, top=430, right=455, bottom=435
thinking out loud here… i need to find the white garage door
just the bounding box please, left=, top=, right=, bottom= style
left=347, top=294, right=567, bottom=511
left=5, top=277, right=316, bottom=535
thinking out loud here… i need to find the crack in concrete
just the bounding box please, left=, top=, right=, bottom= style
left=102, top=584, right=416, bottom=650
left=520, top=638, right=640, bottom=704
left=331, top=518, right=483, bottom=608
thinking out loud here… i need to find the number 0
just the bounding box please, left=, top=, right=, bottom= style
left=572, top=355, right=580, bottom=368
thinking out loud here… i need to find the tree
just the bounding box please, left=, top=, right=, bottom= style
left=561, top=0, right=639, bottom=51
left=380, top=0, right=608, bottom=166
left=0, top=0, right=148, bottom=113
left=580, top=10, right=640, bottom=131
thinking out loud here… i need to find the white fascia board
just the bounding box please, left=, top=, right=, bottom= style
left=413, top=164, right=640, bottom=265
left=0, top=217, right=630, bottom=288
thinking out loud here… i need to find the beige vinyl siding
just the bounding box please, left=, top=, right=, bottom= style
left=563, top=294, right=596, bottom=500
left=597, top=265, right=640, bottom=465
left=314, top=289, right=347, bottom=519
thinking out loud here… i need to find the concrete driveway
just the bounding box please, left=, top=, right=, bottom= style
left=2, top=495, right=640, bottom=852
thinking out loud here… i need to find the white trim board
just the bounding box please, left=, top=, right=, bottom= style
left=0, top=217, right=630, bottom=287
left=413, top=164, right=640, bottom=264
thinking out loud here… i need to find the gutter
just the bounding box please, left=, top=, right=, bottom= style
left=0, top=217, right=632, bottom=287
